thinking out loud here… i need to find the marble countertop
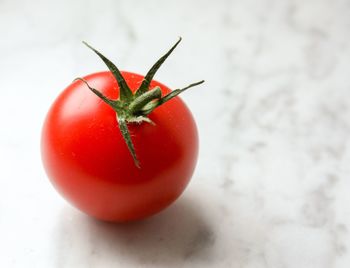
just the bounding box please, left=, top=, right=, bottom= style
left=1, top=0, right=350, bottom=267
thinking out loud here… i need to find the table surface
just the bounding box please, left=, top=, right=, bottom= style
left=1, top=0, right=350, bottom=267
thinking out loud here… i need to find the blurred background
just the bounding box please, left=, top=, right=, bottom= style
left=1, top=0, right=350, bottom=267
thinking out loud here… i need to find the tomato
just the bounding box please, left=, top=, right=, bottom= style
left=41, top=39, right=203, bottom=222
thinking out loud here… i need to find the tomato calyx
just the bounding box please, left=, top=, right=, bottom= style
left=75, top=38, right=204, bottom=168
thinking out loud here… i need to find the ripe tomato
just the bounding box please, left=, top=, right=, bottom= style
left=41, top=39, right=202, bottom=222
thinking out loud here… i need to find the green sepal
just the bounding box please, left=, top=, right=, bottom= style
left=141, top=80, right=205, bottom=115
left=82, top=41, right=133, bottom=102
left=158, top=80, right=204, bottom=105
left=135, top=37, right=182, bottom=97
left=74, top=78, right=123, bottom=113
left=118, top=116, right=140, bottom=168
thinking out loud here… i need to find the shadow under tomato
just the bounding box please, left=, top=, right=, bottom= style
left=53, top=195, right=215, bottom=267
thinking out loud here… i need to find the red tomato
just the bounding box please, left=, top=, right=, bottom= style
left=41, top=71, right=199, bottom=222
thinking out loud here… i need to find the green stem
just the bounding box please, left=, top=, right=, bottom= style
left=128, top=86, right=162, bottom=114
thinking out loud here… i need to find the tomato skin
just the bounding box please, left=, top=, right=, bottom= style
left=41, top=71, right=198, bottom=222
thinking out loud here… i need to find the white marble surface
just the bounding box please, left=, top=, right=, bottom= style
left=1, top=0, right=350, bottom=267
